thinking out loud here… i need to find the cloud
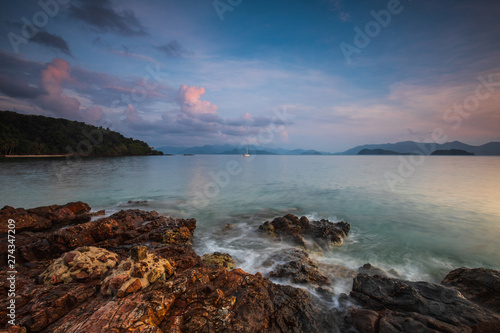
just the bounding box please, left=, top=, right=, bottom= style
left=120, top=84, right=291, bottom=147
left=0, top=74, right=40, bottom=99
left=176, top=85, right=217, bottom=116
left=155, top=40, right=190, bottom=58
left=69, top=0, right=147, bottom=36
left=30, top=31, right=73, bottom=57
left=37, top=58, right=82, bottom=120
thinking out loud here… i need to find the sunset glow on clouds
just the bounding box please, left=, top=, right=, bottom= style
left=0, top=0, right=499, bottom=151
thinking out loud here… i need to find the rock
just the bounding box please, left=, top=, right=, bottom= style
left=263, top=248, right=330, bottom=286
left=201, top=252, right=236, bottom=270
left=101, top=251, right=174, bottom=297
left=0, top=206, right=51, bottom=233
left=348, top=273, right=500, bottom=332
left=0, top=209, right=196, bottom=265
left=0, top=202, right=91, bottom=234
left=442, top=267, right=500, bottom=313
left=131, top=245, right=147, bottom=261
left=357, top=263, right=400, bottom=278
left=0, top=204, right=350, bottom=332
left=28, top=202, right=91, bottom=223
left=258, top=214, right=350, bottom=251
left=222, top=223, right=235, bottom=231
left=88, top=210, right=105, bottom=217
left=39, top=247, right=118, bottom=285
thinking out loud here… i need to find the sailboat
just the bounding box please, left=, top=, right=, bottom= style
left=242, top=144, right=250, bottom=157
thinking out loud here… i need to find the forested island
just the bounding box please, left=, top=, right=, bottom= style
left=0, top=111, right=163, bottom=156
left=431, top=149, right=475, bottom=156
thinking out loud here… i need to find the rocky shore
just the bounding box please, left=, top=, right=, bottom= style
left=1, top=202, right=499, bottom=332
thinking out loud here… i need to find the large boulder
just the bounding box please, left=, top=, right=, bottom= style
left=258, top=214, right=350, bottom=251
left=347, top=273, right=500, bottom=332
left=442, top=267, right=500, bottom=313
left=0, top=202, right=91, bottom=233
left=201, top=252, right=236, bottom=270
left=39, top=247, right=118, bottom=285
left=263, top=248, right=330, bottom=286
left=101, top=249, right=174, bottom=297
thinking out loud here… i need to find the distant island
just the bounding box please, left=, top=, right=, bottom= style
left=431, top=149, right=475, bottom=156
left=337, top=140, right=500, bottom=156
left=0, top=111, right=163, bottom=156
left=358, top=149, right=414, bottom=155
left=157, top=141, right=500, bottom=156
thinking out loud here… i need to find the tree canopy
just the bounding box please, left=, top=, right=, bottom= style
left=0, top=111, right=163, bottom=156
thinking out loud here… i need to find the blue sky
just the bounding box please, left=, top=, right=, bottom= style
left=0, top=0, right=499, bottom=152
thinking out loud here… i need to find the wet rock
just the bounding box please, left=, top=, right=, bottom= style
left=39, top=247, right=118, bottom=285
left=442, top=267, right=500, bottom=313
left=317, top=263, right=357, bottom=279
left=201, top=252, right=236, bottom=270
left=357, top=263, right=400, bottom=278
left=222, top=223, right=235, bottom=231
left=258, top=214, right=350, bottom=251
left=348, top=273, right=500, bottom=332
left=264, top=248, right=330, bottom=286
left=88, top=210, right=105, bottom=217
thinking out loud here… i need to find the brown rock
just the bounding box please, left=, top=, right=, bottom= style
left=201, top=252, right=236, bottom=270
left=264, top=248, right=330, bottom=286
left=131, top=245, right=147, bottom=261
left=124, top=279, right=142, bottom=295
left=0, top=206, right=51, bottom=233
left=258, top=214, right=350, bottom=251
left=442, top=267, right=500, bottom=313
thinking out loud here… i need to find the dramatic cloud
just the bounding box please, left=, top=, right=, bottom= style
left=30, top=31, right=73, bottom=57
left=176, top=85, right=217, bottom=116
left=119, top=84, right=291, bottom=147
left=155, top=41, right=190, bottom=58
left=12, top=58, right=103, bottom=124
left=37, top=58, right=83, bottom=120
left=69, top=0, right=147, bottom=36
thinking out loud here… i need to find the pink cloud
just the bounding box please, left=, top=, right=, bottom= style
left=37, top=58, right=104, bottom=124
left=176, top=84, right=218, bottom=116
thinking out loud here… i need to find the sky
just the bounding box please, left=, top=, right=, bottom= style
left=0, top=0, right=499, bottom=152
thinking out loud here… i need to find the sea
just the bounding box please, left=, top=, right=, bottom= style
left=1, top=155, right=499, bottom=296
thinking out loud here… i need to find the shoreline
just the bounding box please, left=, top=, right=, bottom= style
left=1, top=154, right=71, bottom=158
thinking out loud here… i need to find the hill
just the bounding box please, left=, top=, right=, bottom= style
left=338, top=141, right=500, bottom=156
left=431, top=149, right=475, bottom=156
left=0, top=111, right=163, bottom=156
left=358, top=149, right=406, bottom=155
left=156, top=145, right=327, bottom=155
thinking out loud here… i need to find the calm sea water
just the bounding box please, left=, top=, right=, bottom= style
left=1, top=155, right=499, bottom=290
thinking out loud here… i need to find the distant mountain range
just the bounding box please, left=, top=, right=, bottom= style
left=338, top=141, right=500, bottom=156
left=157, top=144, right=327, bottom=155
left=157, top=141, right=500, bottom=156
